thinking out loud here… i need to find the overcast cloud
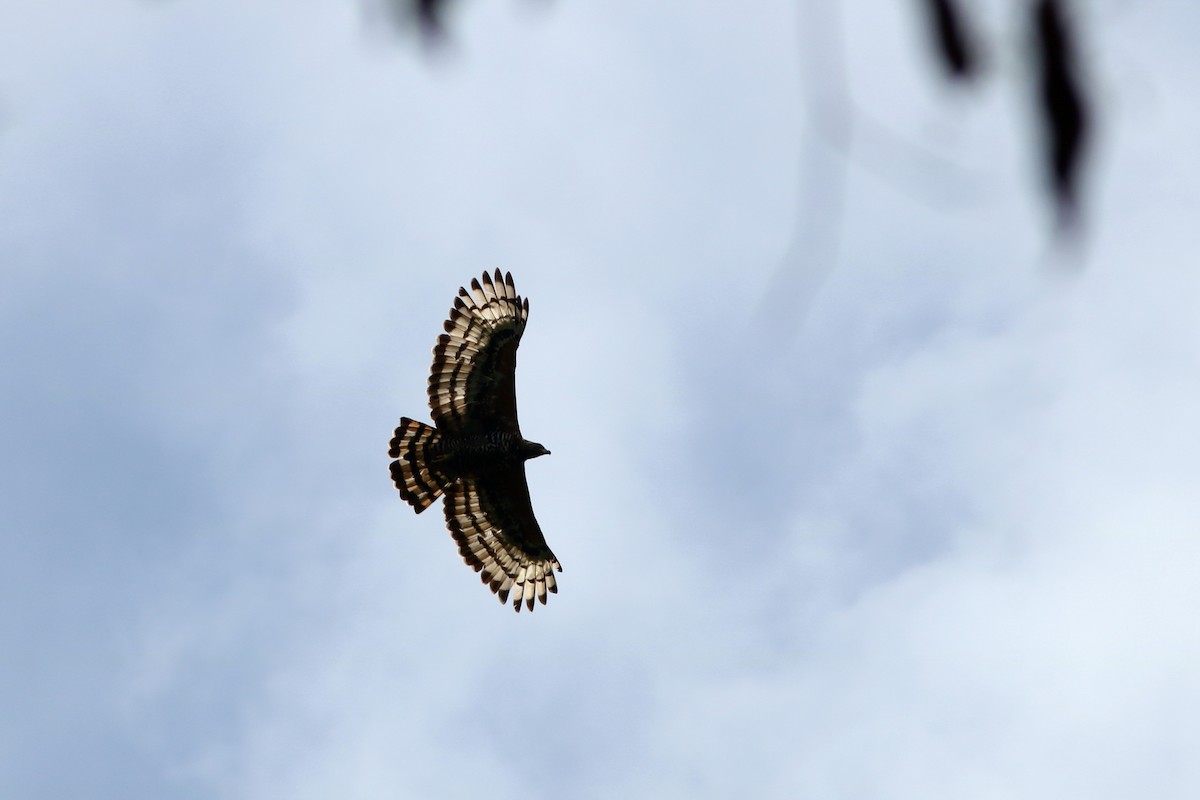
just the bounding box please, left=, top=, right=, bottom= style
left=2, top=1, right=1199, bottom=798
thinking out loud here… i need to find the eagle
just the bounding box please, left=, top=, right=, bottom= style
left=388, top=270, right=561, bottom=611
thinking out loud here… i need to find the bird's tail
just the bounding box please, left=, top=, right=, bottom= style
left=389, top=418, right=452, bottom=513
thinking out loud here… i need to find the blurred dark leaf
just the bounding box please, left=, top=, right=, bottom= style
left=377, top=0, right=454, bottom=41
left=414, top=0, right=449, bottom=37
left=1032, top=0, right=1091, bottom=231
left=922, top=0, right=978, bottom=81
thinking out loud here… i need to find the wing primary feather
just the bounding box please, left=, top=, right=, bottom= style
left=523, top=571, right=536, bottom=611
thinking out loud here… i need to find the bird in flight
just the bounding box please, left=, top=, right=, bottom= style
left=389, top=270, right=561, bottom=611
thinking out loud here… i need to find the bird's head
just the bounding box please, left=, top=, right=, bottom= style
left=522, top=440, right=551, bottom=460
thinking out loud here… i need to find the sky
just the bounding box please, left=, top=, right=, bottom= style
left=2, top=1, right=1200, bottom=798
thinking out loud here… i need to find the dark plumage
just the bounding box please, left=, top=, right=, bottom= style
left=388, top=270, right=560, bottom=611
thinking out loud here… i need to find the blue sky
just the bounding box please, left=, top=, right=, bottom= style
left=3, top=1, right=1200, bottom=798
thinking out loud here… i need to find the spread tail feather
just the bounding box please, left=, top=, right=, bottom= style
left=388, top=418, right=452, bottom=512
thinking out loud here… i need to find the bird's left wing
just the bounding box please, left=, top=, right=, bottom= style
left=443, top=469, right=561, bottom=612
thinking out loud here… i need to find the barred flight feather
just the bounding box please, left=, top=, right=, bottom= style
left=388, top=270, right=561, bottom=612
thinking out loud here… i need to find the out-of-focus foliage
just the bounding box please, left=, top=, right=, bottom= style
left=1029, top=0, right=1090, bottom=231
left=922, top=0, right=979, bottom=82
left=378, top=0, right=1095, bottom=238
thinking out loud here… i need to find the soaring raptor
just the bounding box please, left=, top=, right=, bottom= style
left=388, top=270, right=560, bottom=611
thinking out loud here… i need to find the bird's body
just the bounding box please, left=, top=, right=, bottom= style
left=433, top=431, right=545, bottom=472
left=388, top=270, right=560, bottom=611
